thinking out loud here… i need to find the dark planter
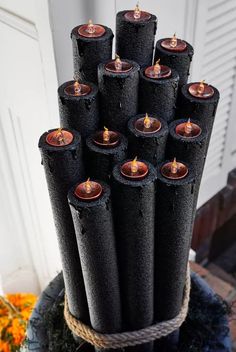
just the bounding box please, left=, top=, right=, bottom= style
left=26, top=271, right=232, bottom=352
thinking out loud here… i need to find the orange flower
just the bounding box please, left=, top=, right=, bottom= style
left=0, top=341, right=10, bottom=352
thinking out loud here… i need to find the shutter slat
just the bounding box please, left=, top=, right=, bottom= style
left=202, top=51, right=236, bottom=75
left=206, top=18, right=236, bottom=39
left=208, top=67, right=235, bottom=85
left=204, top=40, right=236, bottom=63
left=209, top=0, right=231, bottom=11
left=208, top=0, right=236, bottom=20
left=207, top=7, right=236, bottom=32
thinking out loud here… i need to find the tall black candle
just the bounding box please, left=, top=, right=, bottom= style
left=154, top=36, right=194, bottom=87
left=154, top=160, right=195, bottom=350
left=98, top=59, right=139, bottom=133
left=112, top=159, right=157, bottom=352
left=68, top=180, right=122, bottom=349
left=139, top=64, right=179, bottom=123
left=58, top=80, right=99, bottom=139
left=86, top=129, right=128, bottom=182
left=38, top=128, right=89, bottom=327
left=116, top=8, right=157, bottom=68
left=177, top=82, right=220, bottom=136
left=127, top=114, right=168, bottom=166
left=71, top=22, right=113, bottom=84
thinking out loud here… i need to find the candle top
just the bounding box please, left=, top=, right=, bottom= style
left=135, top=113, right=162, bottom=134
left=46, top=128, right=74, bottom=147
left=145, top=59, right=172, bottom=79
left=64, top=79, right=91, bottom=97
left=93, top=127, right=120, bottom=148
left=188, top=80, right=214, bottom=99
left=105, top=54, right=133, bottom=73
left=175, top=119, right=202, bottom=138
left=78, top=19, right=105, bottom=38
left=120, top=157, right=149, bottom=180
left=124, top=3, right=151, bottom=22
left=161, top=158, right=188, bottom=180
left=161, top=34, right=187, bottom=52
left=74, top=178, right=103, bottom=201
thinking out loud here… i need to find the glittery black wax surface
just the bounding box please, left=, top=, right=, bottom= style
left=71, top=25, right=114, bottom=84
left=154, top=40, right=194, bottom=87
left=86, top=133, right=128, bottom=182
left=139, top=68, right=179, bottom=123
left=58, top=81, right=99, bottom=140
left=38, top=129, right=89, bottom=325
left=155, top=162, right=195, bottom=322
left=177, top=83, right=220, bottom=135
left=112, top=162, right=157, bottom=352
left=98, top=60, right=140, bottom=133
left=68, top=182, right=122, bottom=336
left=116, top=11, right=157, bottom=68
left=127, top=115, right=168, bottom=166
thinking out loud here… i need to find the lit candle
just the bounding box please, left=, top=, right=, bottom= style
left=92, top=127, right=120, bottom=148
left=78, top=19, right=105, bottom=38
left=46, top=128, right=74, bottom=146
left=175, top=118, right=202, bottom=138
left=120, top=157, right=148, bottom=180
left=145, top=59, right=172, bottom=79
left=161, top=158, right=188, bottom=180
left=188, top=80, right=214, bottom=99
left=74, top=178, right=103, bottom=201
left=161, top=33, right=187, bottom=52
left=124, top=2, right=152, bottom=22
left=105, top=54, right=133, bottom=73
left=71, top=23, right=113, bottom=84
left=128, top=114, right=168, bottom=166
left=58, top=79, right=99, bottom=139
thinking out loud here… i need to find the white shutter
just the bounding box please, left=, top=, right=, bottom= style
left=187, top=0, right=236, bottom=207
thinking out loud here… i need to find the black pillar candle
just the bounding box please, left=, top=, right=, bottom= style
left=127, top=114, right=168, bottom=166
left=86, top=130, right=128, bottom=182
left=177, top=82, right=220, bottom=136
left=116, top=9, right=157, bottom=68
left=154, top=160, right=195, bottom=350
left=139, top=66, right=179, bottom=123
left=58, top=80, right=99, bottom=139
left=38, top=128, right=89, bottom=326
left=154, top=37, right=194, bottom=87
left=98, top=59, right=139, bottom=133
left=112, top=160, right=157, bottom=352
left=68, top=180, right=122, bottom=344
left=71, top=23, right=113, bottom=84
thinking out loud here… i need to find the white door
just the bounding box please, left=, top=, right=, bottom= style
left=0, top=0, right=61, bottom=293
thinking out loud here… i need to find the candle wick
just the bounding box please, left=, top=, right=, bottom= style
left=154, top=59, right=161, bottom=76
left=73, top=79, right=81, bottom=95
left=144, top=113, right=152, bottom=129
left=56, top=128, right=65, bottom=145
left=133, top=2, right=141, bottom=19
left=115, top=54, right=122, bottom=71
left=131, top=157, right=138, bottom=174
left=103, top=127, right=110, bottom=142
left=86, top=19, right=95, bottom=34
left=184, top=118, right=193, bottom=135
left=170, top=158, right=178, bottom=174
left=85, top=178, right=92, bottom=194
left=197, top=80, right=205, bottom=95
left=170, top=33, right=177, bottom=48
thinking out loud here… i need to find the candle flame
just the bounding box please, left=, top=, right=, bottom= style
left=74, top=79, right=81, bottom=95
left=55, top=128, right=65, bottom=145
left=197, top=80, right=205, bottom=95
left=154, top=59, right=161, bottom=76
left=87, top=19, right=95, bottom=34
left=103, top=126, right=110, bottom=142
left=115, top=54, right=122, bottom=70
left=131, top=156, right=138, bottom=174
left=184, top=118, right=193, bottom=135
left=84, top=178, right=92, bottom=194
left=144, top=113, right=151, bottom=129
left=170, top=158, right=178, bottom=174
left=170, top=33, right=177, bottom=48
left=134, top=2, right=141, bottom=19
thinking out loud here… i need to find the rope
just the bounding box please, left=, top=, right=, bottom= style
left=64, top=264, right=191, bottom=349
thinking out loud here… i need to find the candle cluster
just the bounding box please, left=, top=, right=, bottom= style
left=39, top=4, right=220, bottom=352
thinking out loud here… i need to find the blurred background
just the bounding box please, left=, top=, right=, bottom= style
left=0, top=0, right=236, bottom=295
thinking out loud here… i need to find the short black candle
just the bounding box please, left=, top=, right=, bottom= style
left=98, top=60, right=139, bottom=133
left=127, top=114, right=168, bottom=166
left=38, top=129, right=89, bottom=327
left=71, top=24, right=113, bottom=84
left=86, top=131, right=128, bottom=182
left=58, top=80, right=99, bottom=139
left=116, top=10, right=157, bottom=68
left=68, top=181, right=122, bottom=340
left=177, top=82, right=220, bottom=137
left=139, top=67, right=179, bottom=123
left=154, top=161, right=195, bottom=350
left=112, top=161, right=157, bottom=352
left=154, top=37, right=194, bottom=87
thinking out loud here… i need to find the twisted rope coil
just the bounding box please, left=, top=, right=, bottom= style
left=64, top=264, right=191, bottom=349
